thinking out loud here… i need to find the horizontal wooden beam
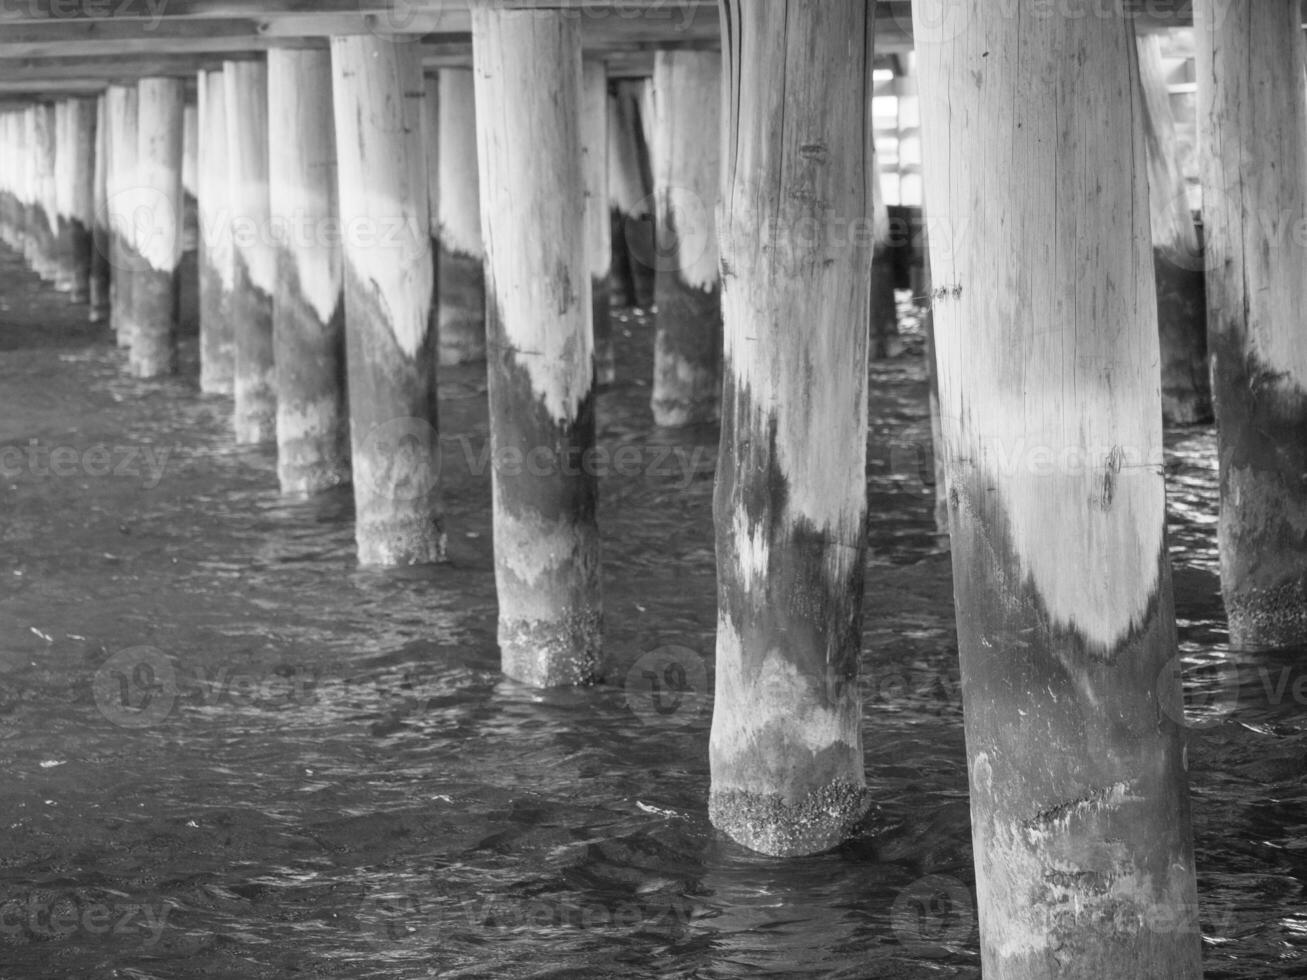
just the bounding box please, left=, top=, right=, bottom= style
left=0, top=0, right=1237, bottom=89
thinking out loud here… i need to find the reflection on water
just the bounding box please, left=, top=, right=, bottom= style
left=0, top=252, right=1303, bottom=978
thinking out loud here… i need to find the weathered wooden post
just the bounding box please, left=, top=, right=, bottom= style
left=90, top=94, right=111, bottom=322
left=1139, top=34, right=1209, bottom=426
left=434, top=67, right=486, bottom=366
left=268, top=47, right=349, bottom=496
left=914, top=2, right=1201, bottom=975
left=51, top=101, right=73, bottom=292
left=422, top=70, right=441, bottom=381
left=868, top=156, right=898, bottom=360
left=197, top=70, right=235, bottom=395
left=472, top=3, right=602, bottom=686
left=65, top=98, right=96, bottom=304
left=224, top=59, right=277, bottom=442
left=0, top=113, right=14, bottom=247
left=129, top=77, right=183, bottom=379
left=1196, top=0, right=1307, bottom=650
left=650, top=50, right=721, bottom=427
left=331, top=35, right=444, bottom=565
left=105, top=84, right=139, bottom=350
left=608, top=79, right=654, bottom=310
left=581, top=59, right=613, bottom=389
left=710, top=0, right=873, bottom=856
left=29, top=103, right=56, bottom=283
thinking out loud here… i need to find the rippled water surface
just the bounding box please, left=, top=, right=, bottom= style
left=1, top=247, right=1304, bottom=978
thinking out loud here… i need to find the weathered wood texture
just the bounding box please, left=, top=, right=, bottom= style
left=1139, top=33, right=1210, bottom=424
left=1196, top=0, right=1307, bottom=649
left=608, top=79, right=654, bottom=308
left=268, top=48, right=349, bottom=496
left=649, top=49, right=721, bottom=427
left=104, top=84, right=138, bottom=350
left=331, top=36, right=445, bottom=565
left=89, top=92, right=110, bottom=320
left=472, top=3, right=602, bottom=687
left=128, top=76, right=183, bottom=378
left=581, top=58, right=613, bottom=388
left=710, top=0, right=874, bottom=856
left=434, top=67, right=486, bottom=365
left=196, top=68, right=234, bottom=394
left=915, top=2, right=1201, bottom=975
left=224, top=59, right=276, bottom=442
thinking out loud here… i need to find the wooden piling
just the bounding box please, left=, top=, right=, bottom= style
left=29, top=103, right=56, bottom=283
left=710, top=0, right=874, bottom=856
left=422, top=70, right=441, bottom=382
left=0, top=113, right=15, bottom=248
left=1196, top=0, right=1307, bottom=650
left=434, top=68, right=486, bottom=366
left=196, top=69, right=235, bottom=395
left=268, top=48, right=350, bottom=496
left=65, top=98, right=96, bottom=304
left=51, top=101, right=73, bottom=293
left=608, top=80, right=655, bottom=310
left=105, top=85, right=139, bottom=350
left=581, top=59, right=613, bottom=389
left=331, top=35, right=444, bottom=565
left=1139, top=34, right=1210, bottom=426
left=650, top=50, right=721, bottom=427
left=915, top=2, right=1201, bottom=974
left=224, top=59, right=277, bottom=442
left=129, top=77, right=183, bottom=379
left=89, top=94, right=111, bottom=322
left=869, top=157, right=898, bottom=360
left=472, top=3, right=602, bottom=687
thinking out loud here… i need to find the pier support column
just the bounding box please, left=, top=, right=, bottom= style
left=434, top=68, right=486, bottom=366
left=581, top=59, right=613, bottom=388
left=129, top=78, right=183, bottom=379
left=472, top=4, right=601, bottom=687
left=269, top=48, right=349, bottom=496
left=421, top=70, right=441, bottom=382
left=608, top=80, right=654, bottom=309
left=650, top=50, right=721, bottom=427
left=224, top=59, right=277, bottom=443
left=51, top=101, right=73, bottom=293
left=1139, top=34, right=1210, bottom=425
left=197, top=70, right=235, bottom=394
left=1197, top=0, right=1307, bottom=650
left=29, top=103, right=56, bottom=283
left=709, top=1, right=874, bottom=856
left=915, top=2, right=1201, bottom=975
left=90, top=94, right=111, bottom=322
left=331, top=35, right=444, bottom=565
left=64, top=98, right=95, bottom=303
left=105, top=85, right=138, bottom=350
left=0, top=114, right=15, bottom=247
